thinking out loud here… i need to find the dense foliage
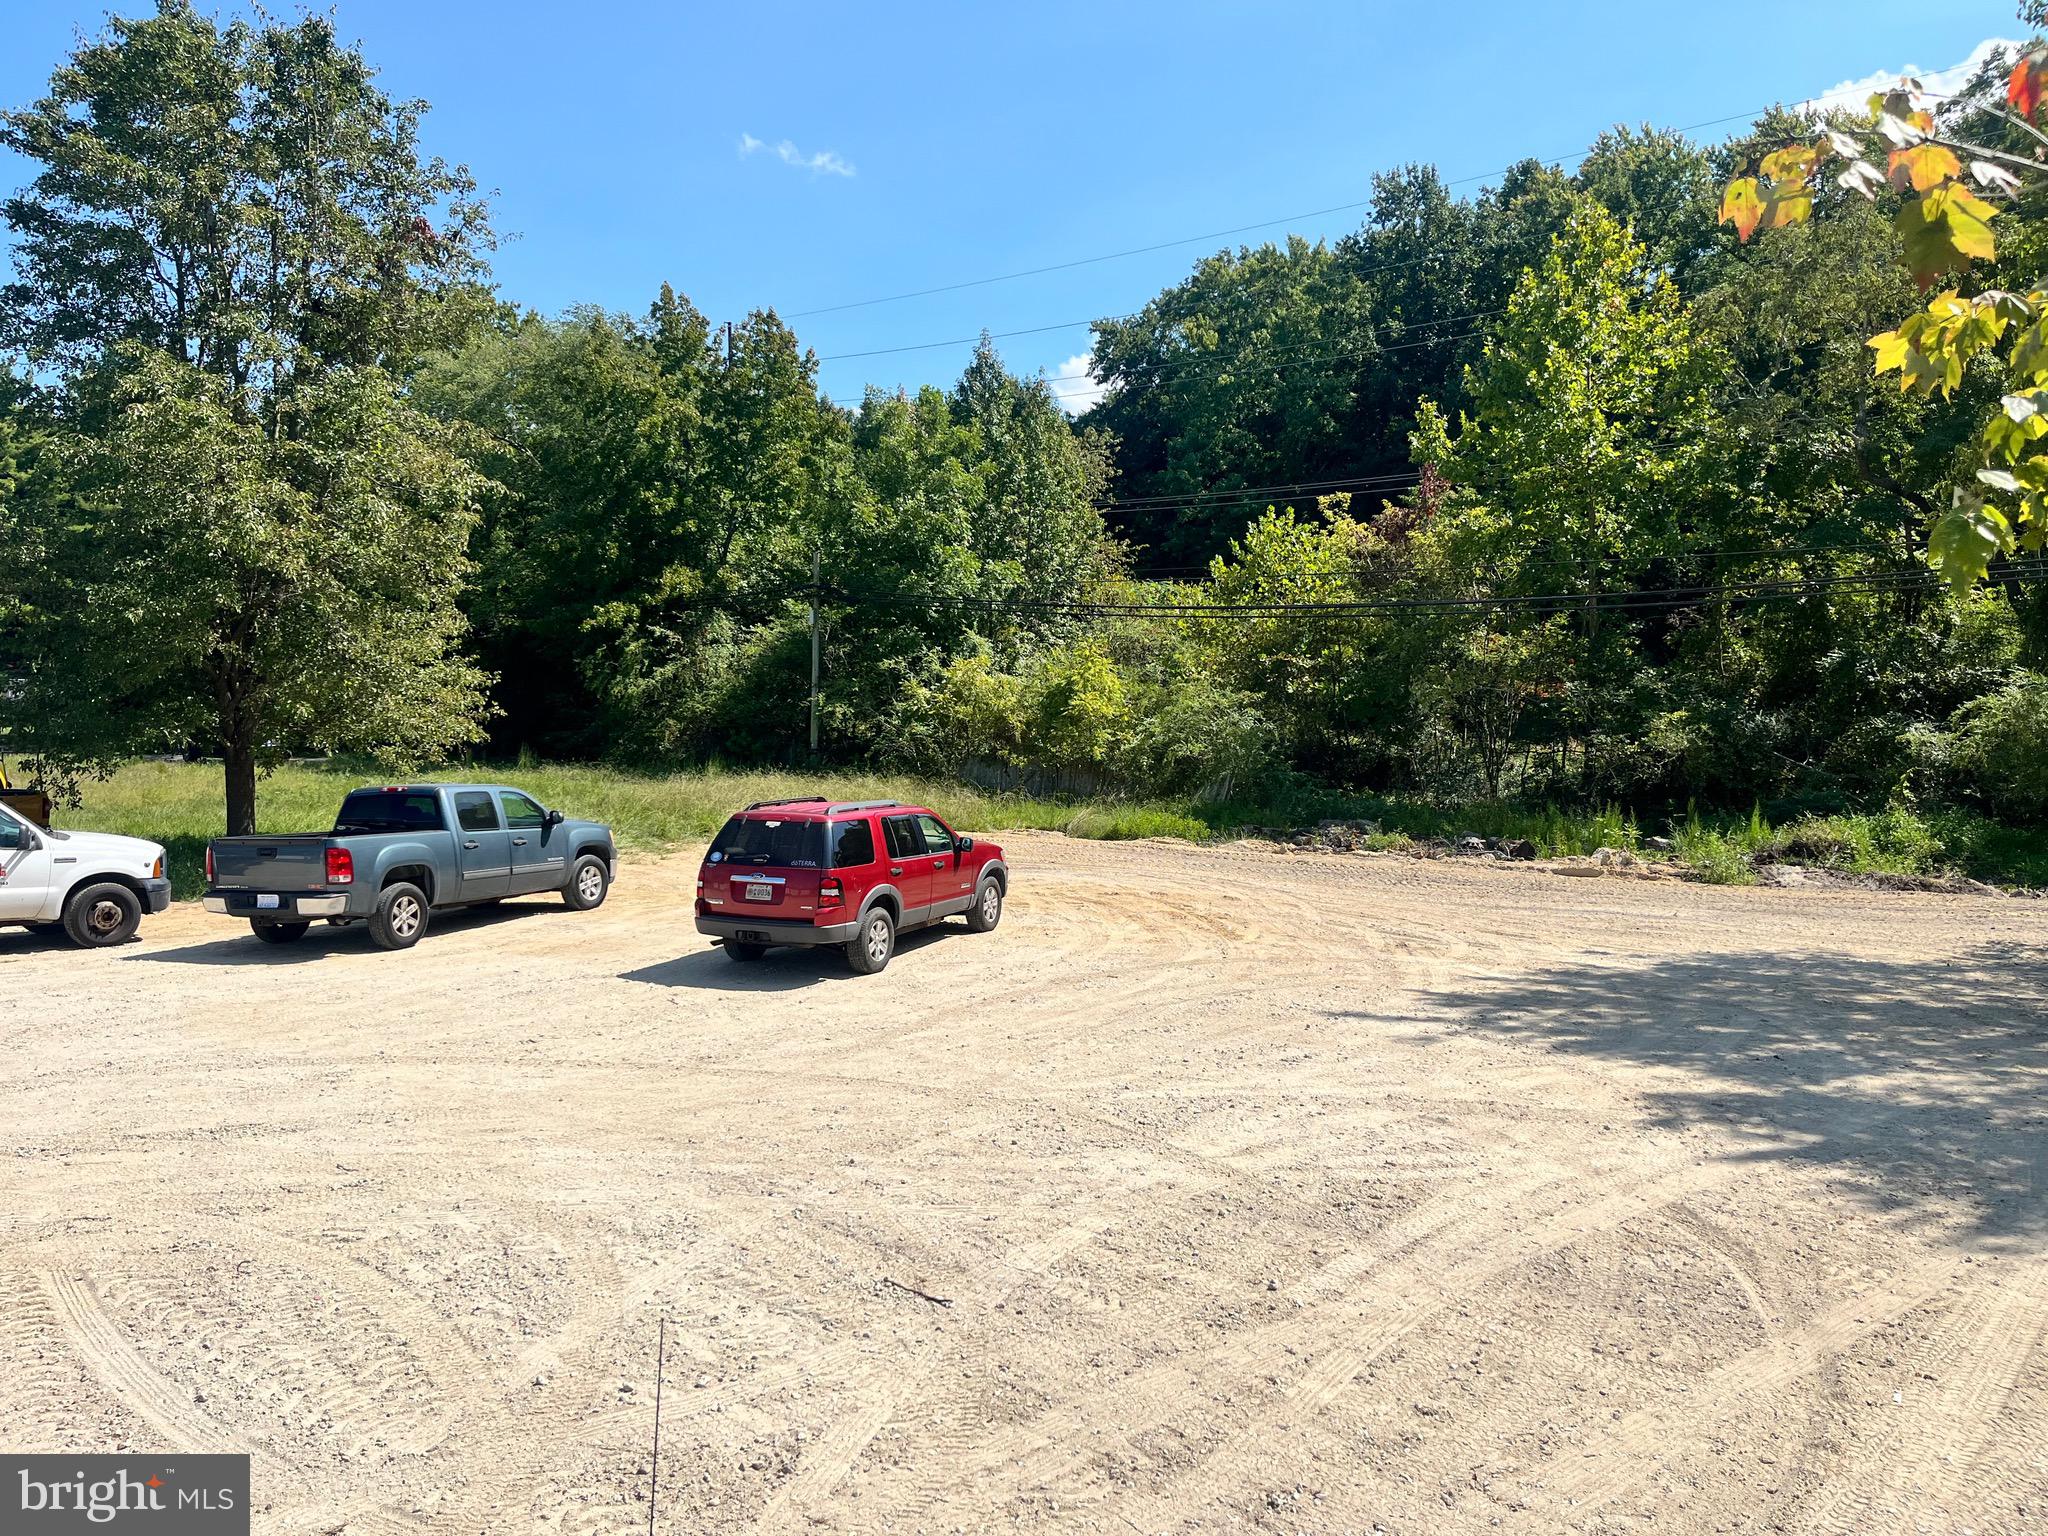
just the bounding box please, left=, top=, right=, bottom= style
left=3, top=1, right=2044, bottom=841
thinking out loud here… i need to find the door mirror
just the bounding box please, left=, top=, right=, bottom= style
left=544, top=808, right=565, bottom=828
left=956, top=835, right=973, bottom=853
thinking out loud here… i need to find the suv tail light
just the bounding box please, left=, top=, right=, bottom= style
left=204, top=845, right=214, bottom=884
left=818, top=876, right=844, bottom=911
left=326, top=847, right=355, bottom=885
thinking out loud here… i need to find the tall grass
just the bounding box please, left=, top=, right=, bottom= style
left=61, top=759, right=2048, bottom=898
left=68, top=760, right=1198, bottom=897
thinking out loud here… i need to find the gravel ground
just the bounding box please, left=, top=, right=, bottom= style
left=2, top=832, right=2043, bottom=1534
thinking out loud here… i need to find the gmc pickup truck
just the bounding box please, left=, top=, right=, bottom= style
left=203, top=783, right=615, bottom=949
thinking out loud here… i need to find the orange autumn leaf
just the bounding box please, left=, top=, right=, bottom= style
left=2010, top=47, right=2048, bottom=119
left=1888, top=143, right=1961, bottom=193
left=1720, top=177, right=1764, bottom=241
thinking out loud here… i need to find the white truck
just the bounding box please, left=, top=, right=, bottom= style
left=0, top=798, right=172, bottom=947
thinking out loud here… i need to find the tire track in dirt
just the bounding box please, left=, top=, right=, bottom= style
left=1788, top=1256, right=2048, bottom=1535
left=1531, top=1253, right=1970, bottom=1518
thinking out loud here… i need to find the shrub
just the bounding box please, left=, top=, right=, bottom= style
left=1948, top=674, right=2048, bottom=823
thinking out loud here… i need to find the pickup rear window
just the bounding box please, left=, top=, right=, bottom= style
left=334, top=789, right=445, bottom=834
left=710, top=815, right=825, bottom=868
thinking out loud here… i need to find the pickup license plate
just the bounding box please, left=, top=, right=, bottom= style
left=256, top=894, right=280, bottom=910
left=743, top=883, right=775, bottom=903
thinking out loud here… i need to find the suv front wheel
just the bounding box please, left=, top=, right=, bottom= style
left=845, top=907, right=895, bottom=975
left=967, top=878, right=1002, bottom=932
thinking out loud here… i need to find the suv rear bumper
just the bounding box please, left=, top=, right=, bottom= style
left=204, top=889, right=352, bottom=919
left=696, top=913, right=859, bottom=947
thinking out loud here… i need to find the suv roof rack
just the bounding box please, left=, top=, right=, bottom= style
left=828, top=800, right=901, bottom=814
left=744, top=795, right=830, bottom=810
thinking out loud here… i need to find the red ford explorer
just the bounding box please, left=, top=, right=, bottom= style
left=694, top=798, right=1008, bottom=973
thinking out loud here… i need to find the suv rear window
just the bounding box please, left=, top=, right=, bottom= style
left=335, top=789, right=445, bottom=833
left=711, top=815, right=825, bottom=868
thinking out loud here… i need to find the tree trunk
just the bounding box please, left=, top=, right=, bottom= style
left=224, top=740, right=257, bottom=837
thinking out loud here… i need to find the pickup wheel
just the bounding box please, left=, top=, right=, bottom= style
left=62, top=882, right=142, bottom=948
left=966, top=878, right=1003, bottom=932
left=564, top=854, right=609, bottom=911
left=724, top=940, right=767, bottom=963
left=844, top=907, right=895, bottom=975
left=368, top=882, right=429, bottom=951
left=251, top=920, right=311, bottom=945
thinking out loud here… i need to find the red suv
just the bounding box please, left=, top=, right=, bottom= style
left=694, top=798, right=1008, bottom=973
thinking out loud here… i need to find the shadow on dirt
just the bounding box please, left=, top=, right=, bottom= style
left=126, top=898, right=561, bottom=965
left=1403, top=942, right=2048, bottom=1246
left=622, top=926, right=955, bottom=990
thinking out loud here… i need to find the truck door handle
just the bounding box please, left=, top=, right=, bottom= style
left=512, top=837, right=528, bottom=845
left=931, top=858, right=946, bottom=868
left=463, top=839, right=479, bottom=849
left=889, top=865, right=903, bottom=876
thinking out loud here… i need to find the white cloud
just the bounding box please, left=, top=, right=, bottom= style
left=1047, top=351, right=1108, bottom=415
left=738, top=132, right=855, bottom=177
left=1800, top=35, right=2022, bottom=113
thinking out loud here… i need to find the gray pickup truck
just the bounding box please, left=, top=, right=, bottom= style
left=203, top=783, right=616, bottom=949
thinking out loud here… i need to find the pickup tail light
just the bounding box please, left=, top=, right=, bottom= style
left=326, top=847, right=355, bottom=886
left=818, top=876, right=844, bottom=912
left=204, top=845, right=214, bottom=884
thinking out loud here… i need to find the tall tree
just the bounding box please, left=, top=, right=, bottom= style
left=0, top=1, right=495, bottom=831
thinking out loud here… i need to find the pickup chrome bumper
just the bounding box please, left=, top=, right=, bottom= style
left=695, top=914, right=860, bottom=947
left=204, top=890, right=350, bottom=918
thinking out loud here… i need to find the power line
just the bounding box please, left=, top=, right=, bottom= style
left=830, top=316, right=1501, bottom=409
left=785, top=79, right=1931, bottom=323
left=813, top=253, right=1454, bottom=361
left=826, top=560, right=2047, bottom=623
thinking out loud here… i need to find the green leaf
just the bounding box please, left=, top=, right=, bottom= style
left=1977, top=467, right=2022, bottom=492
left=1927, top=493, right=2009, bottom=592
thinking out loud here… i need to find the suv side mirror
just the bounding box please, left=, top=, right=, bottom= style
left=544, top=808, right=565, bottom=828
left=956, top=835, right=973, bottom=853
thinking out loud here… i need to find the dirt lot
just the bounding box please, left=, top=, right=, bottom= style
left=3, top=833, right=2044, bottom=1535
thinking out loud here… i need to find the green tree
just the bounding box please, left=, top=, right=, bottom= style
left=14, top=357, right=490, bottom=826
left=1, top=2, right=497, bottom=831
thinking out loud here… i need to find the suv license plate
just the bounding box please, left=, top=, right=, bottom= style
left=257, top=894, right=280, bottom=910
left=743, top=883, right=774, bottom=902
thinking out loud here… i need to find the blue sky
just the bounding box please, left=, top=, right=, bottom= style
left=0, top=1, right=2023, bottom=410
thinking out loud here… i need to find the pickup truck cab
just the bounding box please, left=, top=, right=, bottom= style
left=694, top=797, right=1007, bottom=974
left=0, top=799, right=171, bottom=947
left=203, top=783, right=616, bottom=950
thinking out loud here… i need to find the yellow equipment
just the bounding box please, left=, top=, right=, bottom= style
left=0, top=758, right=51, bottom=828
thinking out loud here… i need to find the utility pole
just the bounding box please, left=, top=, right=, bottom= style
left=808, top=547, right=822, bottom=759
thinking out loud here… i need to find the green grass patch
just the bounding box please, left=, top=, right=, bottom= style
left=66, top=759, right=1204, bottom=898
left=61, top=760, right=2048, bottom=899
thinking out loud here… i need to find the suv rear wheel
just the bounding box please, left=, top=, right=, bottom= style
left=845, top=907, right=895, bottom=975
left=724, top=940, right=766, bottom=963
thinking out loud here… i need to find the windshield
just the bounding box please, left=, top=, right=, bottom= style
left=709, top=815, right=824, bottom=868
left=334, top=789, right=445, bottom=834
